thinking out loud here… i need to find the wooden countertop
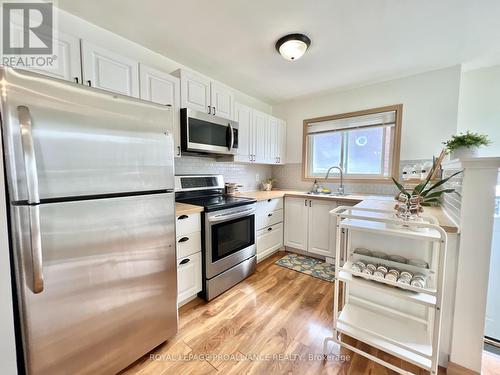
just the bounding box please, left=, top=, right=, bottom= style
left=354, top=199, right=459, bottom=234
left=235, top=190, right=393, bottom=203
left=236, top=190, right=459, bottom=234
left=175, top=202, right=203, bottom=216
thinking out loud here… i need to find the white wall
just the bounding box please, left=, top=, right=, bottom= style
left=56, top=8, right=273, bottom=114
left=458, top=64, right=500, bottom=157
left=273, top=66, right=462, bottom=163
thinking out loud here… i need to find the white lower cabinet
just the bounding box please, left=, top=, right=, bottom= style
left=177, top=252, right=202, bottom=305
left=283, top=197, right=309, bottom=251
left=257, top=223, right=283, bottom=262
left=285, top=197, right=352, bottom=258
left=308, top=199, right=338, bottom=257
left=256, top=198, right=284, bottom=262
left=176, top=212, right=202, bottom=305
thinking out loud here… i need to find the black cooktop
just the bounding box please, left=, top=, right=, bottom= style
left=177, top=195, right=256, bottom=212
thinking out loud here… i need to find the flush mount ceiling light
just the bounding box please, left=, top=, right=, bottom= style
left=275, top=33, right=311, bottom=61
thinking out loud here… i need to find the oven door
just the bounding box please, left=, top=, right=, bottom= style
left=205, top=204, right=256, bottom=279
left=181, top=108, right=238, bottom=155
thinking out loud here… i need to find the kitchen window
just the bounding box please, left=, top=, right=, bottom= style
left=303, top=105, right=402, bottom=182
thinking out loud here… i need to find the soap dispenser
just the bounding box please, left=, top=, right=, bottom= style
left=312, top=179, right=319, bottom=193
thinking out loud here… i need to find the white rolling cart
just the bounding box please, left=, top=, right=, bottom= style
left=324, top=206, right=448, bottom=375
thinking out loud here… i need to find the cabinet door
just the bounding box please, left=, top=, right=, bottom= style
left=277, top=119, right=287, bottom=164
left=308, top=199, right=337, bottom=257
left=81, top=40, right=139, bottom=97
left=139, top=64, right=181, bottom=156
left=253, top=110, right=268, bottom=164
left=180, top=71, right=211, bottom=113
left=210, top=82, right=234, bottom=120
left=268, top=116, right=279, bottom=164
left=21, top=31, right=81, bottom=82
left=284, top=197, right=309, bottom=251
left=257, top=223, right=284, bottom=262
left=177, top=252, right=202, bottom=304
left=234, top=103, right=253, bottom=162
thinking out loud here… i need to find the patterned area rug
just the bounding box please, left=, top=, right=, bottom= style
left=275, top=253, right=335, bottom=282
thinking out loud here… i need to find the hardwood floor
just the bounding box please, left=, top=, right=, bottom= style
left=122, top=251, right=500, bottom=375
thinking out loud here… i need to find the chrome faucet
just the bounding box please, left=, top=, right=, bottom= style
left=323, top=166, right=344, bottom=195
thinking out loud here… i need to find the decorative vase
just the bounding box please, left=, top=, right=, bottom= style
left=262, top=183, right=272, bottom=191
left=451, top=146, right=479, bottom=159
left=394, top=193, right=424, bottom=221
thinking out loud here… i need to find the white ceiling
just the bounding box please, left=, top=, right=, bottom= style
left=58, top=0, right=500, bottom=104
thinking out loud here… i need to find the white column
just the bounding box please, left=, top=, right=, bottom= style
left=445, top=157, right=500, bottom=373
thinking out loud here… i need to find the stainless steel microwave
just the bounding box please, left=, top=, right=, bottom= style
left=181, top=108, right=238, bottom=156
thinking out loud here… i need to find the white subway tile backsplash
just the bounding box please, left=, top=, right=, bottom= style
left=175, top=156, right=272, bottom=192
left=271, top=160, right=432, bottom=195
left=175, top=156, right=433, bottom=196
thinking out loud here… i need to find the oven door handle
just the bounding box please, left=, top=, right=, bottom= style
left=208, top=208, right=255, bottom=223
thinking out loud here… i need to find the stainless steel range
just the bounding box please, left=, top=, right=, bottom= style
left=175, top=175, right=257, bottom=300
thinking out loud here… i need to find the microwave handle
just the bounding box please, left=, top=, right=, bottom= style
left=228, top=123, right=234, bottom=151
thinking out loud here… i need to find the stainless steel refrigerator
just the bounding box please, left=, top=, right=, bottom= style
left=0, top=68, right=178, bottom=374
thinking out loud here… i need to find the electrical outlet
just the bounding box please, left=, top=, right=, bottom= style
left=255, top=174, right=260, bottom=182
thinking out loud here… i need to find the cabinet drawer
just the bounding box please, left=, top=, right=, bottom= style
left=176, top=231, right=201, bottom=259
left=176, top=213, right=201, bottom=237
left=256, top=208, right=283, bottom=230
left=177, top=252, right=202, bottom=304
left=257, top=198, right=283, bottom=213
left=256, top=222, right=283, bottom=260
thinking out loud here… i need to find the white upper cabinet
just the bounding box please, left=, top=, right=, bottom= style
left=233, top=104, right=287, bottom=165
left=234, top=103, right=253, bottom=162
left=9, top=29, right=81, bottom=83
left=139, top=64, right=181, bottom=157
left=252, top=109, right=268, bottom=164
left=37, top=32, right=81, bottom=82
left=139, top=64, right=179, bottom=106
left=267, top=116, right=279, bottom=164
left=81, top=40, right=140, bottom=97
left=210, top=82, right=234, bottom=120
left=177, top=70, right=211, bottom=114
left=277, top=119, right=287, bottom=165
left=174, top=69, right=234, bottom=120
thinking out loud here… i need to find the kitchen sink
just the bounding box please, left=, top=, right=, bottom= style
left=306, top=191, right=346, bottom=196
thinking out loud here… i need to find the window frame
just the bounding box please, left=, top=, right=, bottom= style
left=302, top=104, right=403, bottom=183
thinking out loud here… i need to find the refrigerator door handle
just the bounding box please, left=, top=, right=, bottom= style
left=28, top=205, right=44, bottom=293
left=17, top=105, right=40, bottom=204
left=18, top=106, right=44, bottom=293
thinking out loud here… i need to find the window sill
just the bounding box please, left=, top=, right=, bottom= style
left=302, top=176, right=396, bottom=184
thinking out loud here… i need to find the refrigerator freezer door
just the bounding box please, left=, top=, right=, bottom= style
left=0, top=68, right=174, bottom=202
left=11, top=193, right=177, bottom=375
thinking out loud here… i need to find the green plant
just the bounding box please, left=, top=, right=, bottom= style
left=392, top=161, right=462, bottom=206
left=262, top=178, right=276, bottom=185
left=443, top=131, right=491, bottom=153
